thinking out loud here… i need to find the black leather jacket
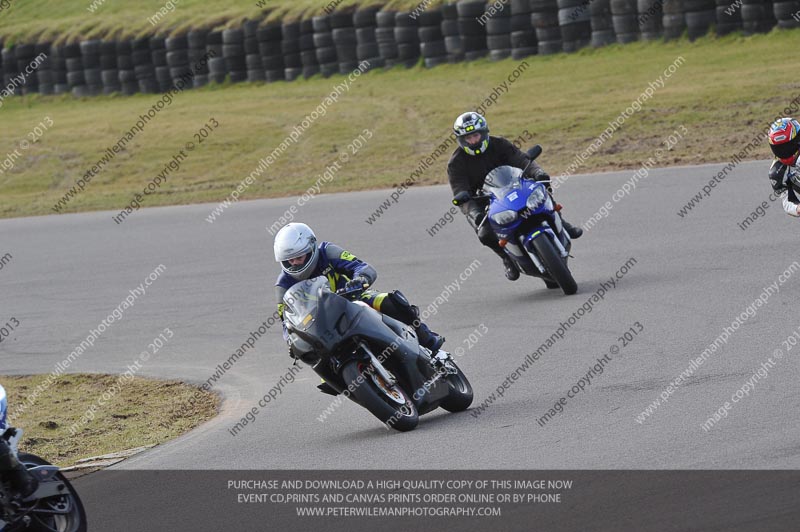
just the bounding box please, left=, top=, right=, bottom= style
left=447, top=136, right=547, bottom=224
left=768, top=159, right=800, bottom=216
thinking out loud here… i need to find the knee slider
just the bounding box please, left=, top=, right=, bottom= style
left=383, top=290, right=418, bottom=324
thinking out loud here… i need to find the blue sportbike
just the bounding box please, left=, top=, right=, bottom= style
left=453, top=146, right=578, bottom=295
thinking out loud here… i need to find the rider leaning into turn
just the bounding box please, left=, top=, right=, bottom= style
left=767, top=117, right=800, bottom=216
left=0, top=385, right=38, bottom=498
left=273, top=223, right=445, bottom=356
left=447, top=112, right=583, bottom=281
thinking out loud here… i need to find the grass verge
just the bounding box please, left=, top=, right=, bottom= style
left=0, top=30, right=797, bottom=219
left=1, top=374, right=219, bottom=468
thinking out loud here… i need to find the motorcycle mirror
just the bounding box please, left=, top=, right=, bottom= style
left=452, top=191, right=471, bottom=206
left=527, top=145, right=542, bottom=160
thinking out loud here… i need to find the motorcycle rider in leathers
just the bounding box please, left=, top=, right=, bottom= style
left=447, top=112, right=583, bottom=281
left=0, top=384, right=38, bottom=498
left=767, top=117, right=800, bottom=216
left=273, top=223, right=445, bottom=367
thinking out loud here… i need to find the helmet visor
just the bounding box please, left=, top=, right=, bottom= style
left=771, top=139, right=800, bottom=163
left=282, top=253, right=311, bottom=274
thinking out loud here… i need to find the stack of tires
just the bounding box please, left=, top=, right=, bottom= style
left=531, top=0, right=563, bottom=55
left=187, top=30, right=209, bottom=88
left=684, top=0, right=716, bottom=38
left=510, top=0, right=537, bottom=59
left=150, top=37, right=172, bottom=93
left=715, top=0, right=743, bottom=33
left=773, top=0, right=800, bottom=28
left=165, top=35, right=189, bottom=89
left=312, top=15, right=338, bottom=77
left=206, top=31, right=226, bottom=84
left=355, top=7, right=383, bottom=70
left=81, top=39, right=103, bottom=96
left=458, top=1, right=489, bottom=60
left=376, top=11, right=399, bottom=67
left=2, top=47, right=18, bottom=96
left=52, top=45, right=70, bottom=95
left=133, top=37, right=157, bottom=93
left=590, top=0, right=617, bottom=46
left=440, top=4, right=463, bottom=62
left=662, top=0, right=687, bottom=38
left=611, top=0, right=640, bottom=42
left=299, top=18, right=319, bottom=79
left=741, top=0, right=777, bottom=33
left=486, top=5, right=513, bottom=60
left=558, top=0, right=592, bottom=52
left=63, top=43, right=84, bottom=96
left=116, top=41, right=137, bottom=95
left=418, top=9, right=449, bottom=67
left=637, top=0, right=664, bottom=39
left=281, top=21, right=302, bottom=81
left=98, top=41, right=119, bottom=94
left=244, top=21, right=266, bottom=82
left=35, top=44, right=54, bottom=95
left=331, top=12, right=359, bottom=74
left=14, top=43, right=39, bottom=95
left=258, top=23, right=284, bottom=82
left=394, top=12, right=421, bottom=67
left=222, top=28, right=247, bottom=83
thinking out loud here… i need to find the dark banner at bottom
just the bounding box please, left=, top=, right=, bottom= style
left=74, top=470, right=800, bottom=531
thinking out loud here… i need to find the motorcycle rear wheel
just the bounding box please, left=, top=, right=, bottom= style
left=342, top=361, right=419, bottom=432
left=12, top=454, right=86, bottom=532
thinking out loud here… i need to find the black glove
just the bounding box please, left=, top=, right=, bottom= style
left=345, top=276, right=370, bottom=291
left=534, top=171, right=553, bottom=193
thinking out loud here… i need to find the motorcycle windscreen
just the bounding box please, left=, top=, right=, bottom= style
left=0, top=383, right=6, bottom=431
left=483, top=165, right=523, bottom=197
left=283, top=276, right=331, bottom=331
left=283, top=276, right=365, bottom=353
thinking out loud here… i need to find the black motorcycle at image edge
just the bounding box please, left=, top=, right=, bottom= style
left=453, top=145, right=578, bottom=295
left=284, top=277, right=473, bottom=431
left=0, top=385, right=87, bottom=532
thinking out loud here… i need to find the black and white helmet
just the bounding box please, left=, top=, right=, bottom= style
left=273, top=222, right=320, bottom=280
left=454, top=112, right=489, bottom=156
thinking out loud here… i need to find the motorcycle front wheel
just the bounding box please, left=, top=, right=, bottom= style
left=13, top=454, right=86, bottom=532
left=341, top=360, right=419, bottom=432
left=440, top=360, right=474, bottom=413
left=531, top=235, right=577, bottom=295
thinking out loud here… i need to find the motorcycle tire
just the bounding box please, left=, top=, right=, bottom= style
left=439, top=359, right=474, bottom=412
left=341, top=360, right=419, bottom=431
left=14, top=453, right=87, bottom=532
left=531, top=235, right=578, bottom=295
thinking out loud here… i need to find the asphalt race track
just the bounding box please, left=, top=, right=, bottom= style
left=4, top=158, right=800, bottom=529
left=3, top=159, right=800, bottom=470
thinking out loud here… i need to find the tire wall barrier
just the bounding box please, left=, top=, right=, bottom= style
left=0, top=0, right=792, bottom=99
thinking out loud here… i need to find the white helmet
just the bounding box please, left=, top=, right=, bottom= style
left=273, top=223, right=320, bottom=280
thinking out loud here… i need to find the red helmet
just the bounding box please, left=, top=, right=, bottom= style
left=768, top=117, right=800, bottom=165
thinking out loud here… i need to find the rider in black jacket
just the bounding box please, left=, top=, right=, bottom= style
left=447, top=112, right=582, bottom=280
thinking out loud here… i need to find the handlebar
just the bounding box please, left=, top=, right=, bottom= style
left=335, top=283, right=369, bottom=299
